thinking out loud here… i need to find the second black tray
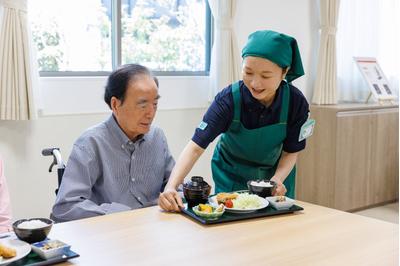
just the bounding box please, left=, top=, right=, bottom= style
left=9, top=249, right=79, bottom=266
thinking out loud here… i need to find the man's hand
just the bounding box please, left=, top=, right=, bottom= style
left=158, top=188, right=184, bottom=212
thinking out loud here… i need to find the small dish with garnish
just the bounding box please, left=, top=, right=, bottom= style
left=266, top=196, right=295, bottom=210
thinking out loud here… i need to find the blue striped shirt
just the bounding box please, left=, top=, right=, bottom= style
left=51, top=115, right=175, bottom=222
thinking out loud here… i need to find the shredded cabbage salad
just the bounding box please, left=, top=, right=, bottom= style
left=232, top=193, right=263, bottom=209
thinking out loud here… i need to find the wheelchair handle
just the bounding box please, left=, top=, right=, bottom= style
left=42, top=148, right=66, bottom=195
left=52, top=149, right=65, bottom=169
left=42, top=148, right=56, bottom=156
left=41, top=148, right=66, bottom=172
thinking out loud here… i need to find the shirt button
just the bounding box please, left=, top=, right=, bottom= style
left=128, top=141, right=132, bottom=145
left=138, top=197, right=141, bottom=200
left=121, top=144, right=124, bottom=149
left=132, top=178, right=135, bottom=181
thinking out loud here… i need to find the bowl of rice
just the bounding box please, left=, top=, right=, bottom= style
left=247, top=179, right=276, bottom=198
left=12, top=218, right=53, bottom=244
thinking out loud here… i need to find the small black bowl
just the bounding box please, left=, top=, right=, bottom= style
left=247, top=180, right=276, bottom=198
left=183, top=187, right=211, bottom=208
left=12, top=218, right=53, bottom=244
left=183, top=176, right=211, bottom=208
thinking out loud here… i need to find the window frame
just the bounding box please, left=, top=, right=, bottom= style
left=38, top=0, right=212, bottom=77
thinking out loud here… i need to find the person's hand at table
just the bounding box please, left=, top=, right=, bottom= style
left=271, top=177, right=287, bottom=196
left=158, top=188, right=184, bottom=212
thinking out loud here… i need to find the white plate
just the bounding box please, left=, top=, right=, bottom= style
left=209, top=193, right=269, bottom=213
left=0, top=238, right=31, bottom=265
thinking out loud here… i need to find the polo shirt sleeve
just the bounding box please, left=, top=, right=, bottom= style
left=191, top=86, right=234, bottom=149
left=283, top=87, right=310, bottom=153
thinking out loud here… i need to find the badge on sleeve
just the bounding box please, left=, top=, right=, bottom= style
left=198, top=121, right=208, bottom=130
left=298, top=119, right=315, bottom=142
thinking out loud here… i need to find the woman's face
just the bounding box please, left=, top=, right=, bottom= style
left=242, top=56, right=287, bottom=106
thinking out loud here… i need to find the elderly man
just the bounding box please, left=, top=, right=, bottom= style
left=52, top=64, right=175, bottom=222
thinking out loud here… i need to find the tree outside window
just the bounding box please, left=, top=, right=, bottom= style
left=29, top=0, right=209, bottom=74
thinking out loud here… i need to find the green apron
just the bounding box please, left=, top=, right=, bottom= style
left=211, top=82, right=296, bottom=198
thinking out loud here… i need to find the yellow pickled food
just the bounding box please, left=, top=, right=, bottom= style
left=198, top=204, right=213, bottom=213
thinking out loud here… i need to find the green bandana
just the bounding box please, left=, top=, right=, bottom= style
left=241, top=30, right=304, bottom=82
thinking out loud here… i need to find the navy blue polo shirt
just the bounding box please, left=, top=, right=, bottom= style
left=192, top=80, right=309, bottom=153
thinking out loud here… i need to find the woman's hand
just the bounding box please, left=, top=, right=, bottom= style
left=270, top=152, right=298, bottom=196
left=273, top=182, right=287, bottom=196
left=270, top=176, right=287, bottom=196
left=158, top=188, right=184, bottom=212
left=158, top=141, right=205, bottom=212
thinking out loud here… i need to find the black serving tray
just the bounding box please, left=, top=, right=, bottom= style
left=9, top=249, right=79, bottom=266
left=182, top=204, right=304, bottom=225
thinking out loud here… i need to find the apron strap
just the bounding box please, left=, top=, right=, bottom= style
left=279, top=82, right=290, bottom=123
left=232, top=82, right=241, bottom=122
left=230, top=82, right=241, bottom=132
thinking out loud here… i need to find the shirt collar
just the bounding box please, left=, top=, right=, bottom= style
left=106, top=115, right=146, bottom=146
left=241, top=80, right=285, bottom=113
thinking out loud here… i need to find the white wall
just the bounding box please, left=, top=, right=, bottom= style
left=0, top=0, right=319, bottom=220
left=235, top=0, right=320, bottom=99
left=39, top=76, right=211, bottom=115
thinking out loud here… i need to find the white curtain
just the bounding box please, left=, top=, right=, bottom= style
left=0, top=0, right=38, bottom=120
left=312, top=0, right=340, bottom=104
left=336, top=0, right=399, bottom=102
left=207, top=0, right=241, bottom=100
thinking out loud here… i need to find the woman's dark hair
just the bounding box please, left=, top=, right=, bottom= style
left=104, top=64, right=157, bottom=109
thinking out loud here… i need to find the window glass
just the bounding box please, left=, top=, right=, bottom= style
left=336, top=0, right=399, bottom=101
left=28, top=0, right=209, bottom=74
left=29, top=0, right=112, bottom=72
left=121, top=0, right=207, bottom=72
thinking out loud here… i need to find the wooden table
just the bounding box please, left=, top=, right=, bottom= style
left=52, top=201, right=398, bottom=266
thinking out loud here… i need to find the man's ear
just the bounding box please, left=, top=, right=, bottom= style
left=110, top=96, right=120, bottom=113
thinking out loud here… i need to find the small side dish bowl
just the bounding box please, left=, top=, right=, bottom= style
left=12, top=218, right=53, bottom=244
left=192, top=204, right=225, bottom=220
left=31, top=239, right=71, bottom=259
left=266, top=196, right=295, bottom=210
left=247, top=180, right=276, bottom=198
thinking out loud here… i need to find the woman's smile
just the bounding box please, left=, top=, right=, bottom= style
left=250, top=87, right=265, bottom=96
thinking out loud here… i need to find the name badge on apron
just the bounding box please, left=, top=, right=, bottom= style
left=298, top=119, right=315, bottom=142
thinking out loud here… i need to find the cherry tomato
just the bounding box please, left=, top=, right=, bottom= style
left=225, top=199, right=233, bottom=208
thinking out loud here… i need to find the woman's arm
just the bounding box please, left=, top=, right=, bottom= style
left=270, top=151, right=298, bottom=196
left=158, top=140, right=205, bottom=212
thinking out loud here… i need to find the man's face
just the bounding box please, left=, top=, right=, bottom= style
left=111, top=74, right=160, bottom=140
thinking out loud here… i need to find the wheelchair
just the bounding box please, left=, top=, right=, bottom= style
left=42, top=148, right=66, bottom=195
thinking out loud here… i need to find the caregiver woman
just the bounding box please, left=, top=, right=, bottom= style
left=159, top=30, right=310, bottom=212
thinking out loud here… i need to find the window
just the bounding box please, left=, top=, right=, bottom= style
left=28, top=0, right=211, bottom=76
left=336, top=0, right=399, bottom=102
left=29, top=0, right=113, bottom=73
